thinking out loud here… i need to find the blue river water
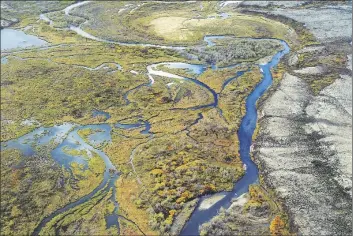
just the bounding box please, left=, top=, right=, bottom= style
left=180, top=40, right=290, bottom=235
left=31, top=124, right=120, bottom=235
left=0, top=122, right=120, bottom=234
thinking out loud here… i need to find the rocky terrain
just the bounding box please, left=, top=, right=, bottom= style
left=255, top=71, right=352, bottom=235
left=253, top=1, right=352, bottom=235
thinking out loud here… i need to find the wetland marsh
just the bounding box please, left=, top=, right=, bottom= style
left=1, top=1, right=351, bottom=236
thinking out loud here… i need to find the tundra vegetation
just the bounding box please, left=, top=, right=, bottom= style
left=292, top=43, right=350, bottom=95
left=0, top=147, right=105, bottom=235
left=1, top=1, right=73, bottom=28
left=65, top=1, right=297, bottom=46
left=0, top=38, right=252, bottom=234
left=188, top=38, right=284, bottom=67
left=0, top=1, right=330, bottom=235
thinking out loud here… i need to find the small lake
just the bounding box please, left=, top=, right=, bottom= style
left=1, top=29, right=47, bottom=51
left=92, top=109, right=111, bottom=121
left=1, top=57, right=8, bottom=64
left=164, top=62, right=206, bottom=76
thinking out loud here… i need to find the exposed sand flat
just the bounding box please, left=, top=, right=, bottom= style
left=220, top=1, right=243, bottom=8
left=229, top=193, right=248, bottom=208
left=147, top=64, right=185, bottom=80
left=198, top=194, right=226, bottom=210
left=293, top=66, right=327, bottom=75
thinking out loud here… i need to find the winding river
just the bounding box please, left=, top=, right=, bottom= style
left=31, top=124, right=120, bottom=235
left=180, top=40, right=290, bottom=235
left=1, top=1, right=291, bottom=235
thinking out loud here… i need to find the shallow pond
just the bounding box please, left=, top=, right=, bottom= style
left=1, top=29, right=47, bottom=51
left=1, top=57, right=8, bottom=64
left=163, top=62, right=206, bottom=76
left=1, top=123, right=75, bottom=157
left=92, top=109, right=111, bottom=121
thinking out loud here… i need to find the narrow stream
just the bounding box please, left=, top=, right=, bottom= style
left=64, top=1, right=185, bottom=50
left=147, top=62, right=218, bottom=109
left=0, top=123, right=119, bottom=235
left=0, top=118, right=144, bottom=235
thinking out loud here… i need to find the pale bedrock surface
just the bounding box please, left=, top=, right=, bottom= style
left=254, top=71, right=352, bottom=235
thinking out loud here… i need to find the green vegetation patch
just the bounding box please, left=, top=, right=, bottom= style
left=40, top=188, right=118, bottom=235
left=294, top=44, right=349, bottom=95
left=0, top=43, right=185, bottom=141
left=188, top=38, right=284, bottom=67
left=1, top=1, right=73, bottom=28
left=66, top=1, right=295, bottom=46
left=131, top=133, right=244, bottom=234
left=0, top=146, right=104, bottom=235
left=63, top=146, right=89, bottom=159
left=197, top=65, right=249, bottom=93
left=219, top=68, right=263, bottom=124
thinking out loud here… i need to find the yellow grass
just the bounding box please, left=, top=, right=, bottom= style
left=150, top=16, right=195, bottom=41
left=198, top=66, right=248, bottom=93
left=149, top=13, right=295, bottom=45
left=116, top=177, right=157, bottom=235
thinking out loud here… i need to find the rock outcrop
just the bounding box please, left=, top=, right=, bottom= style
left=254, top=71, right=352, bottom=235
left=252, top=2, right=352, bottom=234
